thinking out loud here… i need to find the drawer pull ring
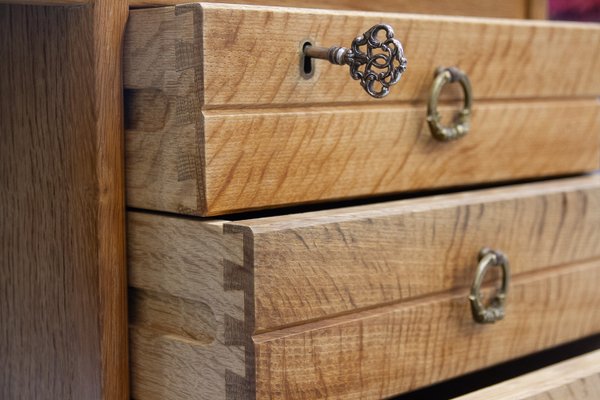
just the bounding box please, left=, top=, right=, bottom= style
left=469, top=248, right=511, bottom=324
left=427, top=67, right=473, bottom=141
left=303, top=24, right=407, bottom=98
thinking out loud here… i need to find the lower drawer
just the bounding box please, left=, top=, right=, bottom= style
left=127, top=176, right=600, bottom=399
left=453, top=348, right=600, bottom=400
left=252, top=261, right=600, bottom=399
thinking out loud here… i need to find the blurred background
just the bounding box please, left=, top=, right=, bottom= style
left=550, top=0, right=600, bottom=21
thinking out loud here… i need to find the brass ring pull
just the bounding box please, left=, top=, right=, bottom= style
left=468, top=248, right=510, bottom=324
left=427, top=67, right=472, bottom=141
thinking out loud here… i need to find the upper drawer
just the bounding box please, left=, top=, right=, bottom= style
left=124, top=4, right=600, bottom=216
left=124, top=3, right=600, bottom=106
left=129, top=0, right=539, bottom=20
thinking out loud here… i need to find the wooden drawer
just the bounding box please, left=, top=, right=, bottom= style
left=124, top=4, right=600, bottom=216
left=130, top=0, right=542, bottom=20
left=127, top=175, right=600, bottom=399
left=453, top=349, right=600, bottom=400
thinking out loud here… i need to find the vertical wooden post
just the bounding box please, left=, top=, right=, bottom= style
left=0, top=1, right=129, bottom=398
left=528, top=0, right=548, bottom=19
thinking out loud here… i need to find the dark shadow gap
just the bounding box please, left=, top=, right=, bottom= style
left=390, top=334, right=600, bottom=400
left=126, top=172, right=591, bottom=221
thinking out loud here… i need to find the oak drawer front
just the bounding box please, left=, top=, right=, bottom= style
left=125, top=4, right=600, bottom=107
left=252, top=261, right=600, bottom=399
left=129, top=257, right=600, bottom=399
left=129, top=0, right=538, bottom=19
left=128, top=176, right=600, bottom=399
left=130, top=176, right=600, bottom=332
left=453, top=349, right=600, bottom=400
left=124, top=4, right=600, bottom=216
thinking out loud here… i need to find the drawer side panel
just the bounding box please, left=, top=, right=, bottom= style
left=127, top=212, right=254, bottom=400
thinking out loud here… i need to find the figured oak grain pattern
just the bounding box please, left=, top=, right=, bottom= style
left=126, top=94, right=600, bottom=215
left=124, top=5, right=202, bottom=214
left=123, top=4, right=600, bottom=215
left=125, top=4, right=600, bottom=108
left=127, top=212, right=252, bottom=400
left=129, top=0, right=529, bottom=19
left=129, top=176, right=600, bottom=333
left=453, top=349, right=600, bottom=400
left=230, top=175, right=600, bottom=331
left=200, top=101, right=600, bottom=214
left=127, top=176, right=600, bottom=399
left=253, top=260, right=600, bottom=399
left=0, top=2, right=128, bottom=399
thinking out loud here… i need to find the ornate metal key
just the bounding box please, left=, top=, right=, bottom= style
left=303, top=24, right=407, bottom=98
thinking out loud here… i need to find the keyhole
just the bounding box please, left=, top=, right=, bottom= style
left=300, top=41, right=315, bottom=79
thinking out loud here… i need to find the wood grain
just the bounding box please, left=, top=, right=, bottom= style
left=127, top=212, right=252, bottom=400
left=124, top=3, right=600, bottom=215
left=0, top=3, right=128, bottom=399
left=127, top=177, right=600, bottom=399
left=238, top=176, right=600, bottom=330
left=126, top=97, right=600, bottom=215
left=130, top=176, right=600, bottom=333
left=94, top=1, right=130, bottom=398
left=128, top=246, right=600, bottom=399
left=124, top=5, right=203, bottom=215
left=129, top=175, right=600, bottom=332
left=202, top=101, right=600, bottom=214
left=130, top=176, right=600, bottom=332
left=125, top=4, right=600, bottom=108
left=254, top=260, right=600, bottom=399
left=129, top=0, right=529, bottom=20
left=453, top=349, right=600, bottom=400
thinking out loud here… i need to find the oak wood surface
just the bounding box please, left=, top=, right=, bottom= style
left=453, top=349, right=600, bottom=400
left=129, top=176, right=600, bottom=333
left=125, top=4, right=600, bottom=108
left=124, top=4, right=600, bottom=215
left=129, top=0, right=530, bottom=19
left=128, top=237, right=600, bottom=400
left=0, top=2, right=128, bottom=399
left=202, top=101, right=600, bottom=215
left=253, top=260, right=600, bottom=399
left=127, top=95, right=600, bottom=215
left=128, top=176, right=600, bottom=399
left=127, top=99, right=600, bottom=215
left=127, top=213, right=249, bottom=400
left=234, top=176, right=600, bottom=331
left=124, top=4, right=202, bottom=215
